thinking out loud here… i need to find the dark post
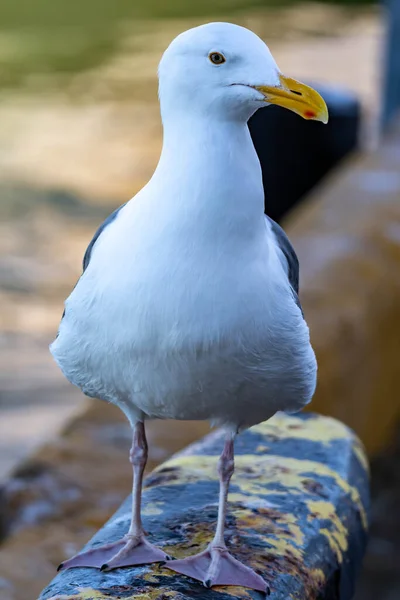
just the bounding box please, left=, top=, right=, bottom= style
left=248, top=85, right=360, bottom=223
left=381, top=0, right=400, bottom=129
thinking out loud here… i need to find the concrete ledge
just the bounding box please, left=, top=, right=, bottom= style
left=39, top=413, right=369, bottom=600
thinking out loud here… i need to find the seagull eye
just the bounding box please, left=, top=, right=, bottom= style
left=209, top=52, right=226, bottom=65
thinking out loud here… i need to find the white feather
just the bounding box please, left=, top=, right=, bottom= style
left=50, top=22, right=317, bottom=431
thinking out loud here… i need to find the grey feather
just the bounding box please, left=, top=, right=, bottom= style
left=265, top=215, right=303, bottom=314
left=83, top=203, right=126, bottom=272
left=57, top=204, right=125, bottom=329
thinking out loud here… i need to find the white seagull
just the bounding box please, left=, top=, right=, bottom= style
left=51, top=22, right=327, bottom=593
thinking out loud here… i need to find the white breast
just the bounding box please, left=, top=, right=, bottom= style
left=51, top=119, right=316, bottom=429
left=51, top=197, right=315, bottom=429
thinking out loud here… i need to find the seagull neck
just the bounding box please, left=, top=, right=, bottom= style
left=155, top=115, right=264, bottom=204
left=151, top=115, right=265, bottom=234
left=158, top=115, right=254, bottom=162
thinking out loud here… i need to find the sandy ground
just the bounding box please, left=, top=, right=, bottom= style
left=0, top=5, right=383, bottom=478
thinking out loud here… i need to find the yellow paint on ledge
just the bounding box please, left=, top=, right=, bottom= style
left=142, top=500, right=164, bottom=516
left=46, top=588, right=181, bottom=600
left=153, top=453, right=368, bottom=530
left=307, top=500, right=349, bottom=562
left=252, top=413, right=354, bottom=445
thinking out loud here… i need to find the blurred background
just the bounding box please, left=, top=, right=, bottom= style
left=0, top=0, right=383, bottom=474
left=0, top=0, right=399, bottom=599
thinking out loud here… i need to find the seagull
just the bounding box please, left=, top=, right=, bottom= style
left=51, top=22, right=327, bottom=593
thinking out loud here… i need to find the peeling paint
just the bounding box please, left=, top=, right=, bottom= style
left=252, top=413, right=353, bottom=445
left=214, top=586, right=252, bottom=599
left=306, top=500, right=348, bottom=562
left=353, top=440, right=370, bottom=473
left=152, top=453, right=368, bottom=530
left=142, top=501, right=164, bottom=516
left=39, top=413, right=369, bottom=600
left=46, top=588, right=181, bottom=600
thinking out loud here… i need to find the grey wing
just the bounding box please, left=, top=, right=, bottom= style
left=265, top=215, right=303, bottom=315
left=58, top=203, right=125, bottom=324
left=83, top=203, right=126, bottom=272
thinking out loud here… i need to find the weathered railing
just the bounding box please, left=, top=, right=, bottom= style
left=39, top=412, right=369, bottom=600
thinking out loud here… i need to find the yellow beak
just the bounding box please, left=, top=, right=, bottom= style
left=254, top=73, right=329, bottom=124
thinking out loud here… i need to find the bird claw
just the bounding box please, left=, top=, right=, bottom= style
left=58, top=535, right=168, bottom=571
left=164, top=545, right=269, bottom=593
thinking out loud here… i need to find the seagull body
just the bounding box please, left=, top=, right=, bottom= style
left=53, top=127, right=314, bottom=429
left=51, top=22, right=326, bottom=592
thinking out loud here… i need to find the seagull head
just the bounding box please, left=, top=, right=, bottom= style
left=158, top=22, right=328, bottom=125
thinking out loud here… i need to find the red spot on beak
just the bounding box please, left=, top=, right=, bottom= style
left=304, top=110, right=316, bottom=119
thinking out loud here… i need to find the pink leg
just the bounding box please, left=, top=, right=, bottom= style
left=58, top=421, right=168, bottom=571
left=165, top=433, right=269, bottom=593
